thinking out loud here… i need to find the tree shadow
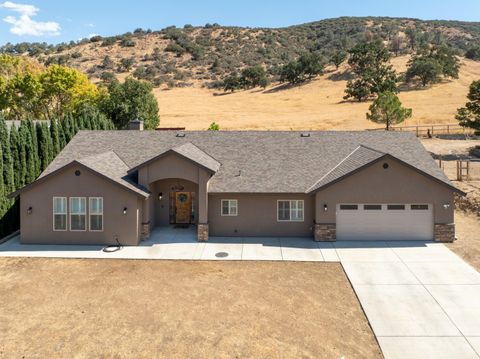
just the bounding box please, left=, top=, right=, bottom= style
left=262, top=81, right=313, bottom=94
left=213, top=91, right=235, bottom=96
left=327, top=70, right=354, bottom=82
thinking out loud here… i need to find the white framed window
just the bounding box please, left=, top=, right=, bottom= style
left=53, top=197, right=67, bottom=231
left=277, top=200, right=304, bottom=222
left=89, top=197, right=103, bottom=231
left=221, top=199, right=238, bottom=216
left=70, top=197, right=86, bottom=231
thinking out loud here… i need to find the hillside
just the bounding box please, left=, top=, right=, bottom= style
left=3, top=17, right=480, bottom=88
left=3, top=16, right=480, bottom=130
left=155, top=56, right=480, bottom=130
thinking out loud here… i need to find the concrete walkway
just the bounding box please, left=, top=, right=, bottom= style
left=0, top=226, right=339, bottom=262
left=1, top=227, right=479, bottom=358
left=339, top=240, right=480, bottom=359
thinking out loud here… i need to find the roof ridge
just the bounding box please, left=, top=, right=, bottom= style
left=305, top=145, right=387, bottom=193
left=357, top=144, right=386, bottom=154
left=305, top=145, right=364, bottom=193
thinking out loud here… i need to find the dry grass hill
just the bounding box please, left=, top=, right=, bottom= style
left=5, top=17, right=480, bottom=130
left=154, top=56, right=480, bottom=130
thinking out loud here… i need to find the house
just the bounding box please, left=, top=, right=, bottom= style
left=11, top=122, right=464, bottom=245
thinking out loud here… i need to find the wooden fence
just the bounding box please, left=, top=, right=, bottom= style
left=437, top=158, right=480, bottom=181
left=390, top=124, right=475, bottom=137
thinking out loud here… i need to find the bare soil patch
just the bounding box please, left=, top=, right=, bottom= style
left=448, top=211, right=480, bottom=271
left=0, top=259, right=382, bottom=359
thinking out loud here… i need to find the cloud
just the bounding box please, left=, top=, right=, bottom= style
left=1, top=1, right=60, bottom=36
left=84, top=23, right=94, bottom=28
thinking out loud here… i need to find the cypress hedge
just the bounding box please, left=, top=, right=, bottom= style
left=0, top=112, right=115, bottom=238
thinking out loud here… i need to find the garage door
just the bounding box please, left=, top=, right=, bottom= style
left=336, top=204, right=433, bottom=241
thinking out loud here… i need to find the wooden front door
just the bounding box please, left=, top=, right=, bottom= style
left=175, top=192, right=192, bottom=224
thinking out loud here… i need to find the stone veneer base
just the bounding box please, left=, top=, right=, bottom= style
left=140, top=221, right=150, bottom=241
left=197, top=223, right=209, bottom=242
left=434, top=223, right=455, bottom=242
left=314, top=223, right=336, bottom=242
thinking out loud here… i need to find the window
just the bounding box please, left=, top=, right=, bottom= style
left=70, top=197, right=86, bottom=231
left=53, top=197, right=67, bottom=231
left=364, top=204, right=382, bottom=210
left=221, top=199, right=238, bottom=216
left=387, top=204, right=405, bottom=210
left=89, top=197, right=103, bottom=231
left=411, top=204, right=429, bottom=210
left=277, top=200, right=304, bottom=221
left=340, top=204, right=358, bottom=210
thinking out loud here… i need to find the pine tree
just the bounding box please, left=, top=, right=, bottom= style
left=50, top=119, right=61, bottom=157
left=9, top=125, right=21, bottom=190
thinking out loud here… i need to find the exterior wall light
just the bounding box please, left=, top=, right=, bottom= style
left=158, top=192, right=163, bottom=200
left=323, top=204, right=328, bottom=212
left=443, top=203, right=450, bottom=210
left=27, top=206, right=33, bottom=214
left=123, top=207, right=128, bottom=215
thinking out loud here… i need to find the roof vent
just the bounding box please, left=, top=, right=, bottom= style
left=176, top=133, right=186, bottom=137
left=300, top=133, right=310, bottom=137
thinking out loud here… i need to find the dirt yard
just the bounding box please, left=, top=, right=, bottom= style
left=0, top=260, right=382, bottom=359
left=448, top=211, right=480, bottom=271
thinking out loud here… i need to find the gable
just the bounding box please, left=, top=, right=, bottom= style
left=312, top=155, right=464, bottom=196
left=11, top=161, right=149, bottom=199
left=137, top=152, right=212, bottom=186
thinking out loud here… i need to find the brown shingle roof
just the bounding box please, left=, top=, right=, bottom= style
left=77, top=151, right=150, bottom=197
left=39, top=130, right=458, bottom=194
left=306, top=145, right=386, bottom=193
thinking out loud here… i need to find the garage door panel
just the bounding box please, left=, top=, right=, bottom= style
left=336, top=204, right=433, bottom=241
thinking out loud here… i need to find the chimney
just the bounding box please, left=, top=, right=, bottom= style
left=128, top=118, right=144, bottom=130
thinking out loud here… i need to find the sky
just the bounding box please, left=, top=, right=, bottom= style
left=1, top=0, right=480, bottom=45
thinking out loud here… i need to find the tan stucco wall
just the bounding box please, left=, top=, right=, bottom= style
left=209, top=193, right=315, bottom=237
left=20, top=165, right=142, bottom=245
left=138, top=153, right=211, bottom=227
left=314, top=158, right=455, bottom=224
left=152, top=179, right=198, bottom=226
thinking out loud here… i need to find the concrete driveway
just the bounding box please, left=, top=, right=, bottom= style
left=339, top=240, right=480, bottom=359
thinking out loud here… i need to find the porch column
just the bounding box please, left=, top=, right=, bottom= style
left=197, top=170, right=209, bottom=241
left=138, top=169, right=151, bottom=240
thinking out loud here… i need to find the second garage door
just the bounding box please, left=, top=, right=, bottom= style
left=336, top=203, right=433, bottom=241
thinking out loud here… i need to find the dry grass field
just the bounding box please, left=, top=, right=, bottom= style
left=0, top=260, right=382, bottom=359
left=154, top=56, right=480, bottom=131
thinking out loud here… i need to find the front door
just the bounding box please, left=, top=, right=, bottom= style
left=175, top=192, right=192, bottom=224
